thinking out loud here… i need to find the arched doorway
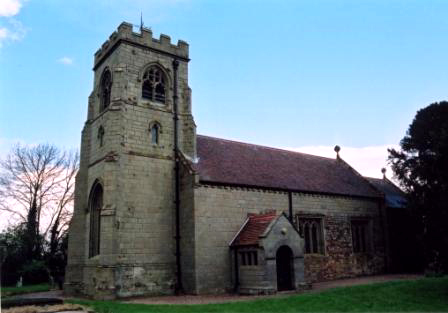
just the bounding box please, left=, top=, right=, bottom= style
left=276, top=245, right=294, bottom=291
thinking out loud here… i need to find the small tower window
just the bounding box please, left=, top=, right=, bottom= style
left=150, top=124, right=159, bottom=145
left=98, top=126, right=105, bottom=147
left=100, top=69, right=112, bottom=111
left=142, top=66, right=166, bottom=104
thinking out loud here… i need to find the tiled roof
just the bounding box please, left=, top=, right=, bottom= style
left=230, top=212, right=277, bottom=247
left=194, top=135, right=381, bottom=198
left=365, top=177, right=407, bottom=208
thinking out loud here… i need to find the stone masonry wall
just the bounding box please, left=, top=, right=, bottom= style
left=66, top=22, right=195, bottom=298
left=192, top=184, right=385, bottom=293
left=179, top=161, right=197, bottom=293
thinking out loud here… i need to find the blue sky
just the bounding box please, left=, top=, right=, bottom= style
left=1, top=0, right=448, bottom=178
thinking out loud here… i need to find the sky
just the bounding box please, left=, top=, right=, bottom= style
left=1, top=0, right=448, bottom=181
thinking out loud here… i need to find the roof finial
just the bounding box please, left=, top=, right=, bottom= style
left=381, top=167, right=387, bottom=179
left=140, top=12, right=144, bottom=31
left=334, top=145, right=341, bottom=159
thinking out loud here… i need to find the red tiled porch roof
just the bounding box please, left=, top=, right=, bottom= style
left=230, top=212, right=277, bottom=247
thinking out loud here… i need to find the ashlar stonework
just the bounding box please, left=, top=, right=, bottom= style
left=65, top=22, right=395, bottom=299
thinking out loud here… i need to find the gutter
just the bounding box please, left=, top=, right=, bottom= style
left=198, top=180, right=382, bottom=201
left=172, top=59, right=183, bottom=294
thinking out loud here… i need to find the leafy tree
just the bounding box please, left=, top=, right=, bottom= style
left=0, top=225, right=27, bottom=285
left=388, top=101, right=448, bottom=274
left=0, top=225, right=49, bottom=286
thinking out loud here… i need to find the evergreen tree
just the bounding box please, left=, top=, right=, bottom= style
left=388, top=101, right=448, bottom=274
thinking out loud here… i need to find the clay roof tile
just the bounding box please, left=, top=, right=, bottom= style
left=231, top=212, right=277, bottom=246
left=194, top=135, right=380, bottom=198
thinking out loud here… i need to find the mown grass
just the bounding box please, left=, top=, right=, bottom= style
left=1, top=284, right=51, bottom=297
left=69, top=276, right=448, bottom=313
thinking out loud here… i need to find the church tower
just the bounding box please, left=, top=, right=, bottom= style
left=65, top=22, right=196, bottom=298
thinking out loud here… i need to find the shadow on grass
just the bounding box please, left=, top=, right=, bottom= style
left=1, top=284, right=51, bottom=297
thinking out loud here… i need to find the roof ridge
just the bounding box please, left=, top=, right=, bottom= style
left=364, top=176, right=383, bottom=181
left=197, top=134, right=337, bottom=162
left=336, top=156, right=383, bottom=197
left=249, top=213, right=277, bottom=220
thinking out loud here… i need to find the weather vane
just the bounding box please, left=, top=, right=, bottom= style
left=140, top=12, right=144, bottom=31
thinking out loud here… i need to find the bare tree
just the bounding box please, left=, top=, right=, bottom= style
left=47, top=152, right=79, bottom=254
left=0, top=144, right=79, bottom=257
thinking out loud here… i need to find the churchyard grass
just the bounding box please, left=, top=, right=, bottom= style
left=1, top=284, right=50, bottom=297
left=69, top=276, right=448, bottom=312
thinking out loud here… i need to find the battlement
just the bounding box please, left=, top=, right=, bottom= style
left=94, top=22, right=189, bottom=67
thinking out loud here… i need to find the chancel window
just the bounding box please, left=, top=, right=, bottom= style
left=89, top=182, right=103, bottom=258
left=150, top=124, right=159, bottom=145
left=142, top=66, right=166, bottom=103
left=240, top=251, right=258, bottom=266
left=351, top=220, right=370, bottom=253
left=100, top=69, right=112, bottom=111
left=98, top=126, right=105, bottom=147
left=296, top=217, right=324, bottom=254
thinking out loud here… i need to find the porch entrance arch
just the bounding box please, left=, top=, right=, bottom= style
left=276, top=245, right=294, bottom=291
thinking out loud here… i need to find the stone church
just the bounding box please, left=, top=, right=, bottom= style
left=65, top=22, right=404, bottom=299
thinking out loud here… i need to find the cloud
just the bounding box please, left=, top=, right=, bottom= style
left=0, top=18, right=26, bottom=47
left=57, top=56, right=74, bottom=65
left=0, top=26, right=7, bottom=38
left=285, top=144, right=400, bottom=179
left=0, top=0, right=22, bottom=17
left=0, top=0, right=27, bottom=48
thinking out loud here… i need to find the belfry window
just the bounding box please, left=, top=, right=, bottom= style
left=150, top=124, right=159, bottom=145
left=98, top=126, right=105, bottom=147
left=89, top=182, right=103, bottom=258
left=100, top=69, right=112, bottom=111
left=142, top=66, right=166, bottom=103
left=296, top=216, right=324, bottom=254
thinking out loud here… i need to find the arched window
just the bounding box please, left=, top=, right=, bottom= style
left=100, top=69, right=112, bottom=111
left=142, top=66, right=166, bottom=104
left=296, top=216, right=324, bottom=254
left=150, top=123, right=159, bottom=145
left=89, top=181, right=103, bottom=257
left=98, top=126, right=105, bottom=147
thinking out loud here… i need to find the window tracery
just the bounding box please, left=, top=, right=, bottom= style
left=100, top=69, right=112, bottom=111
left=296, top=216, right=324, bottom=254
left=142, top=66, right=166, bottom=103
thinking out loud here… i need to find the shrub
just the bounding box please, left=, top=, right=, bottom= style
left=20, top=260, right=49, bottom=285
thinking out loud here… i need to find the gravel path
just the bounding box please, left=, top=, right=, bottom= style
left=125, top=274, right=423, bottom=305
left=13, top=290, right=64, bottom=299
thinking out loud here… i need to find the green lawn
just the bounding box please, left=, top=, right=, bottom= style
left=69, top=277, right=448, bottom=313
left=1, top=283, right=51, bottom=297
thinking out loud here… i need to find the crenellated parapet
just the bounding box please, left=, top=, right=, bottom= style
left=94, top=22, right=189, bottom=68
